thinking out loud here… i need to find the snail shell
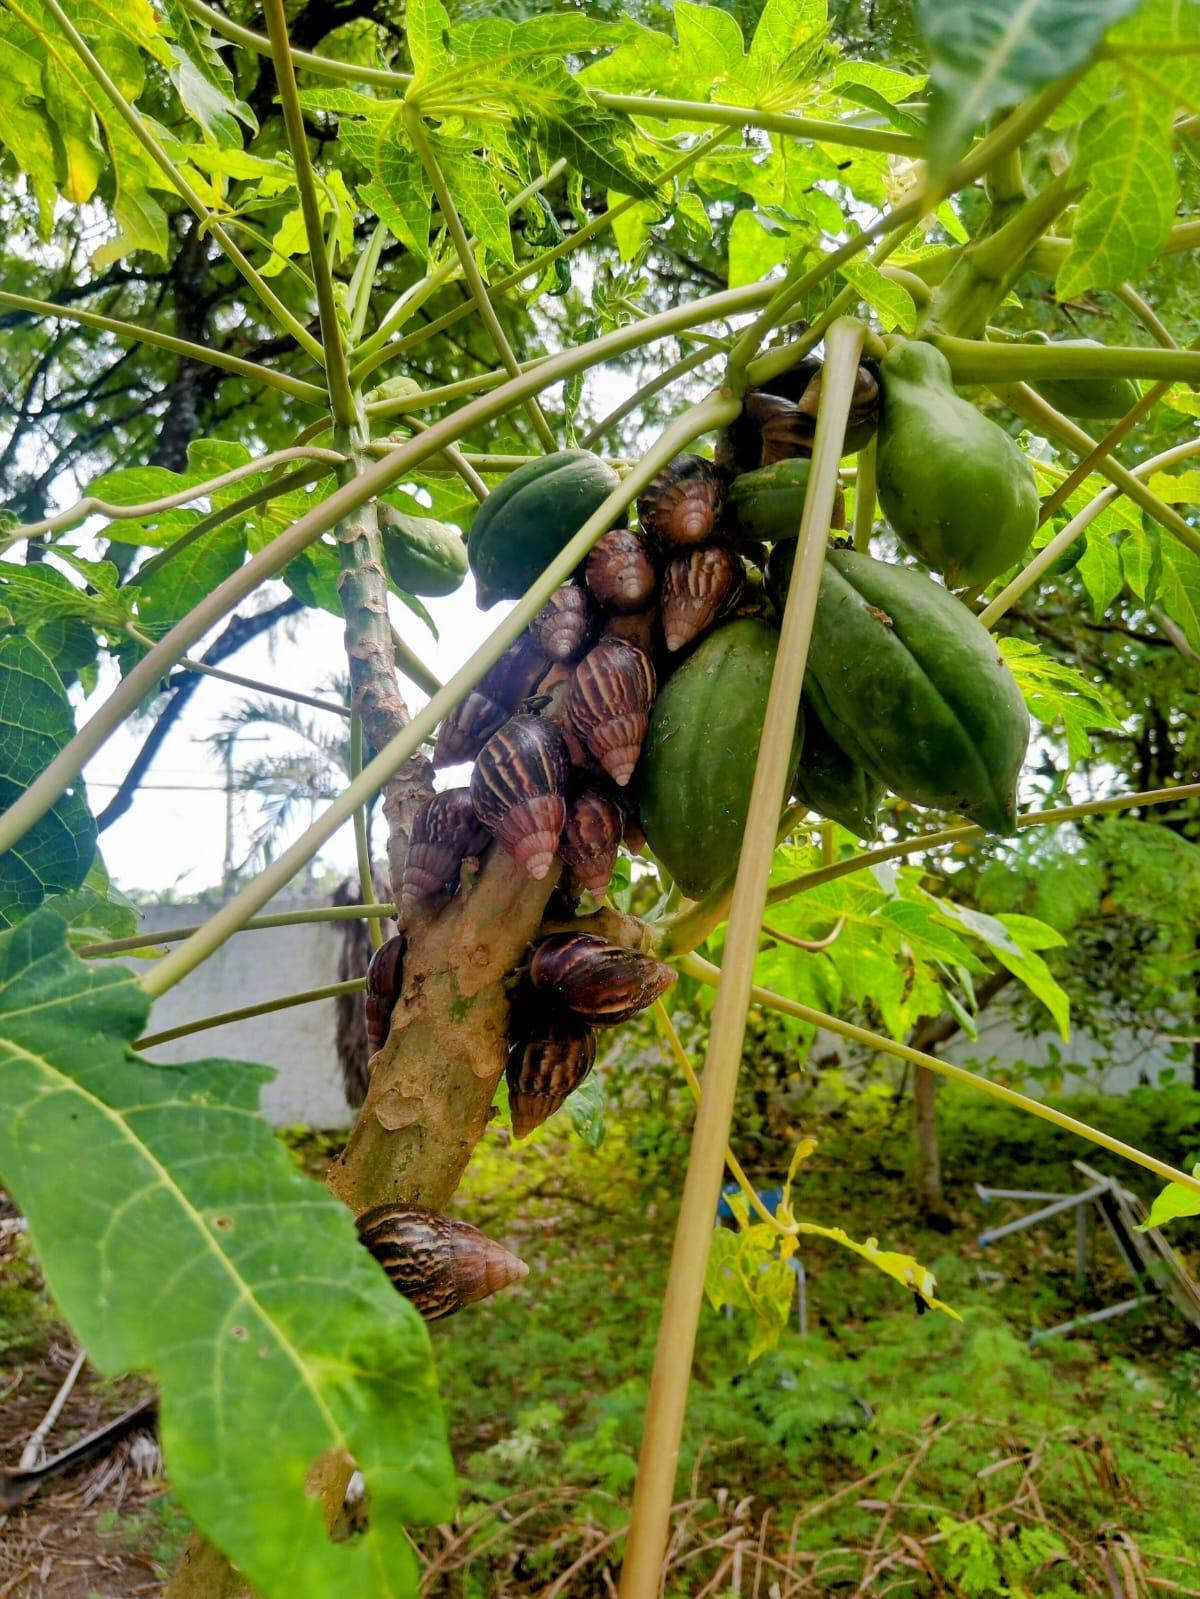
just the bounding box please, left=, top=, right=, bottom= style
left=660, top=545, right=745, bottom=653
left=585, top=529, right=657, bottom=614
left=365, top=933, right=406, bottom=1056
left=529, top=585, right=595, bottom=663
left=357, top=1203, right=528, bottom=1321
left=529, top=932, right=676, bottom=1026
left=506, top=1011, right=597, bottom=1139
left=400, top=788, right=491, bottom=919
left=560, top=787, right=623, bottom=897
left=637, top=454, right=725, bottom=547
left=470, top=714, right=571, bottom=880
left=567, top=637, right=656, bottom=788
left=433, top=636, right=549, bottom=767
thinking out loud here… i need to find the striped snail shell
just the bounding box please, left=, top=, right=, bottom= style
left=365, top=932, right=406, bottom=1056
left=567, top=637, right=655, bottom=788
left=506, top=1011, right=597, bottom=1139
left=470, top=714, right=571, bottom=880
left=584, top=528, right=657, bottom=614
left=433, top=636, right=548, bottom=767
left=400, top=788, right=491, bottom=919
left=529, top=585, right=596, bottom=663
left=357, top=1203, right=528, bottom=1321
left=529, top=932, right=676, bottom=1026
left=560, top=787, right=623, bottom=897
left=660, top=545, right=745, bottom=653
left=637, top=454, right=724, bottom=548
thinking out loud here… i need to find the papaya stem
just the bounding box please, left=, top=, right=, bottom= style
left=676, top=953, right=1200, bottom=1202
left=619, top=319, right=864, bottom=1599
left=936, top=335, right=1200, bottom=386
left=349, top=716, right=385, bottom=953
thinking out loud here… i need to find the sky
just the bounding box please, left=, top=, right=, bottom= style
left=84, top=575, right=503, bottom=899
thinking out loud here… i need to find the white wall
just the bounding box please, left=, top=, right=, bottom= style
left=129, top=896, right=352, bottom=1127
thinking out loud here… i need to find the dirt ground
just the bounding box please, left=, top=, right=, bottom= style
left=1, top=1204, right=182, bottom=1599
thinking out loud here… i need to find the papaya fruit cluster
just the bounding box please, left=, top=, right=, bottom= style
left=364, top=344, right=1036, bottom=1295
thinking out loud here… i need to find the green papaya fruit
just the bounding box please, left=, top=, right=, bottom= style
left=468, top=450, right=620, bottom=607
left=379, top=507, right=469, bottom=597
left=1023, top=331, right=1141, bottom=420
left=876, top=341, right=1039, bottom=588
left=724, top=460, right=846, bottom=545
left=805, top=549, right=1028, bottom=834
left=639, top=618, right=802, bottom=899
left=792, top=710, right=883, bottom=838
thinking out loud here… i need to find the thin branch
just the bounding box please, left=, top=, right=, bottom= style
left=32, top=0, right=325, bottom=363
left=676, top=951, right=1200, bottom=1201
left=660, top=782, right=1200, bottom=954
left=12, top=447, right=344, bottom=541
left=133, top=979, right=365, bottom=1050
left=170, top=658, right=351, bottom=718
left=1113, top=283, right=1179, bottom=350
left=78, top=901, right=394, bottom=958
left=0, top=291, right=324, bottom=404
left=262, top=0, right=356, bottom=425
left=996, top=383, right=1200, bottom=560
left=981, top=435, right=1200, bottom=627
left=129, top=464, right=331, bottom=587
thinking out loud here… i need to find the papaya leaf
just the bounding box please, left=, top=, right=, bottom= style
left=1056, top=75, right=1177, bottom=299
left=705, top=1225, right=798, bottom=1362
left=433, top=138, right=516, bottom=268
left=450, top=13, right=638, bottom=71
left=566, top=1071, right=606, bottom=1149
left=837, top=259, right=917, bottom=332
left=0, top=909, right=455, bottom=1599
left=914, top=0, right=1142, bottom=177
left=791, top=1222, right=960, bottom=1320
left=159, top=0, right=255, bottom=147
left=1140, top=1167, right=1200, bottom=1231
left=1124, top=534, right=1200, bottom=649
left=407, top=0, right=452, bottom=84
left=997, top=637, right=1124, bottom=764
left=727, top=208, right=791, bottom=287
left=43, top=858, right=140, bottom=953
left=0, top=637, right=96, bottom=926
left=1077, top=533, right=1124, bottom=620
left=134, top=521, right=247, bottom=634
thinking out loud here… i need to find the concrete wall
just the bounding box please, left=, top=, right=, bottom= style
left=129, top=898, right=1182, bottom=1129
left=130, top=897, right=352, bottom=1127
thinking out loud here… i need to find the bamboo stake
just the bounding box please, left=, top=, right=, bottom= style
left=618, top=318, right=864, bottom=1599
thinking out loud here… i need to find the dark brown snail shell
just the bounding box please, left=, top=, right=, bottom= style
left=357, top=1203, right=528, bottom=1320
left=529, top=932, right=676, bottom=1026
left=660, top=545, right=745, bottom=653
left=637, top=455, right=724, bottom=547
left=433, top=636, right=549, bottom=767
left=585, top=528, right=657, bottom=614
left=560, top=788, right=623, bottom=897
left=365, top=932, right=406, bottom=1056
left=506, top=1012, right=597, bottom=1139
left=567, top=637, right=656, bottom=788
left=470, top=714, right=571, bottom=880
left=400, top=788, right=491, bottom=919
left=529, top=585, right=595, bottom=663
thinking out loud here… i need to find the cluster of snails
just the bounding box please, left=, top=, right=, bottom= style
left=354, top=356, right=879, bottom=1320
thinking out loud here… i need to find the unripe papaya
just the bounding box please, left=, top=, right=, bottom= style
left=876, top=341, right=1038, bottom=588
left=1021, top=332, right=1141, bottom=419
left=724, top=460, right=846, bottom=546
left=639, top=618, right=801, bottom=899
left=792, top=710, right=883, bottom=838
left=379, top=507, right=469, bottom=597
left=468, top=450, right=620, bottom=607
left=805, top=550, right=1028, bottom=834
